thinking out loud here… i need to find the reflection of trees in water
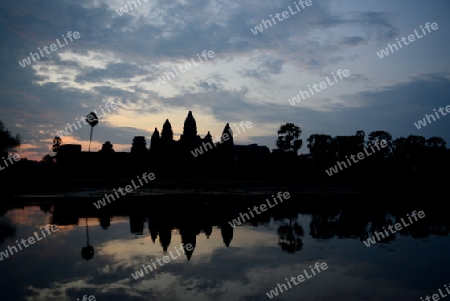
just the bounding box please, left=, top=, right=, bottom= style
left=335, top=208, right=370, bottom=241
left=81, top=218, right=94, bottom=260
left=428, top=213, right=450, bottom=236
left=310, top=213, right=338, bottom=240
left=4, top=199, right=450, bottom=258
left=368, top=210, right=396, bottom=243
left=278, top=218, right=304, bottom=254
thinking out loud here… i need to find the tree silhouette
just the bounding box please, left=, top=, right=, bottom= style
left=425, top=137, right=447, bottom=174
left=368, top=130, right=392, bottom=158
left=85, top=112, right=98, bottom=152
left=52, top=136, right=62, bottom=152
left=356, top=130, right=365, bottom=139
left=393, top=137, right=408, bottom=159
left=42, top=154, right=54, bottom=164
left=0, top=120, right=20, bottom=157
left=307, top=134, right=334, bottom=162
left=356, top=130, right=366, bottom=149
left=405, top=135, right=427, bottom=160
left=333, top=130, right=365, bottom=160
left=392, top=135, right=428, bottom=173
left=276, top=123, right=302, bottom=154
left=426, top=136, right=446, bottom=149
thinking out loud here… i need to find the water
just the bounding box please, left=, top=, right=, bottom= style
left=0, top=195, right=449, bottom=301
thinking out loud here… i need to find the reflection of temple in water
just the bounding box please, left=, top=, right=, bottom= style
left=221, top=223, right=233, bottom=247
left=119, top=210, right=235, bottom=260
left=2, top=199, right=449, bottom=261
left=130, top=214, right=145, bottom=235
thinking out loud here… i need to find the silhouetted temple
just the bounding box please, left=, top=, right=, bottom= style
left=55, top=111, right=270, bottom=178
left=41, top=111, right=449, bottom=183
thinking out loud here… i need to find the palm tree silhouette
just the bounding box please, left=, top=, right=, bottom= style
left=52, top=136, right=62, bottom=152
left=81, top=217, right=94, bottom=260
left=86, top=112, right=98, bottom=152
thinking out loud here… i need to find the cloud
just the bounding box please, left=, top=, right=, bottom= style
left=340, top=36, right=368, bottom=46
left=76, top=63, right=148, bottom=82
left=0, top=0, right=448, bottom=160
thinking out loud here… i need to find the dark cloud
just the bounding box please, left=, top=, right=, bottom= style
left=340, top=37, right=368, bottom=46
left=313, top=12, right=398, bottom=41
left=0, top=0, right=448, bottom=160
left=76, top=63, right=147, bottom=82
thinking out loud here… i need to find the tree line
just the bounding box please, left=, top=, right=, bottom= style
left=0, top=116, right=448, bottom=184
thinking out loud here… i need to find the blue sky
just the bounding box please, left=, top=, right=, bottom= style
left=1, top=0, right=449, bottom=160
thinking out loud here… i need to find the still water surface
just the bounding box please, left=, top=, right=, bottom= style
left=0, top=196, right=449, bottom=301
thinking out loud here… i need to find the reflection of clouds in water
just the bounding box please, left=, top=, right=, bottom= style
left=0, top=203, right=449, bottom=300
left=1, top=206, right=54, bottom=245
left=5, top=206, right=49, bottom=226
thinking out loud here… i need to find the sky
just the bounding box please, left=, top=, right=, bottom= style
left=1, top=0, right=449, bottom=161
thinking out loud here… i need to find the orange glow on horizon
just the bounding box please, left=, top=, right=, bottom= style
left=14, top=137, right=131, bottom=161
